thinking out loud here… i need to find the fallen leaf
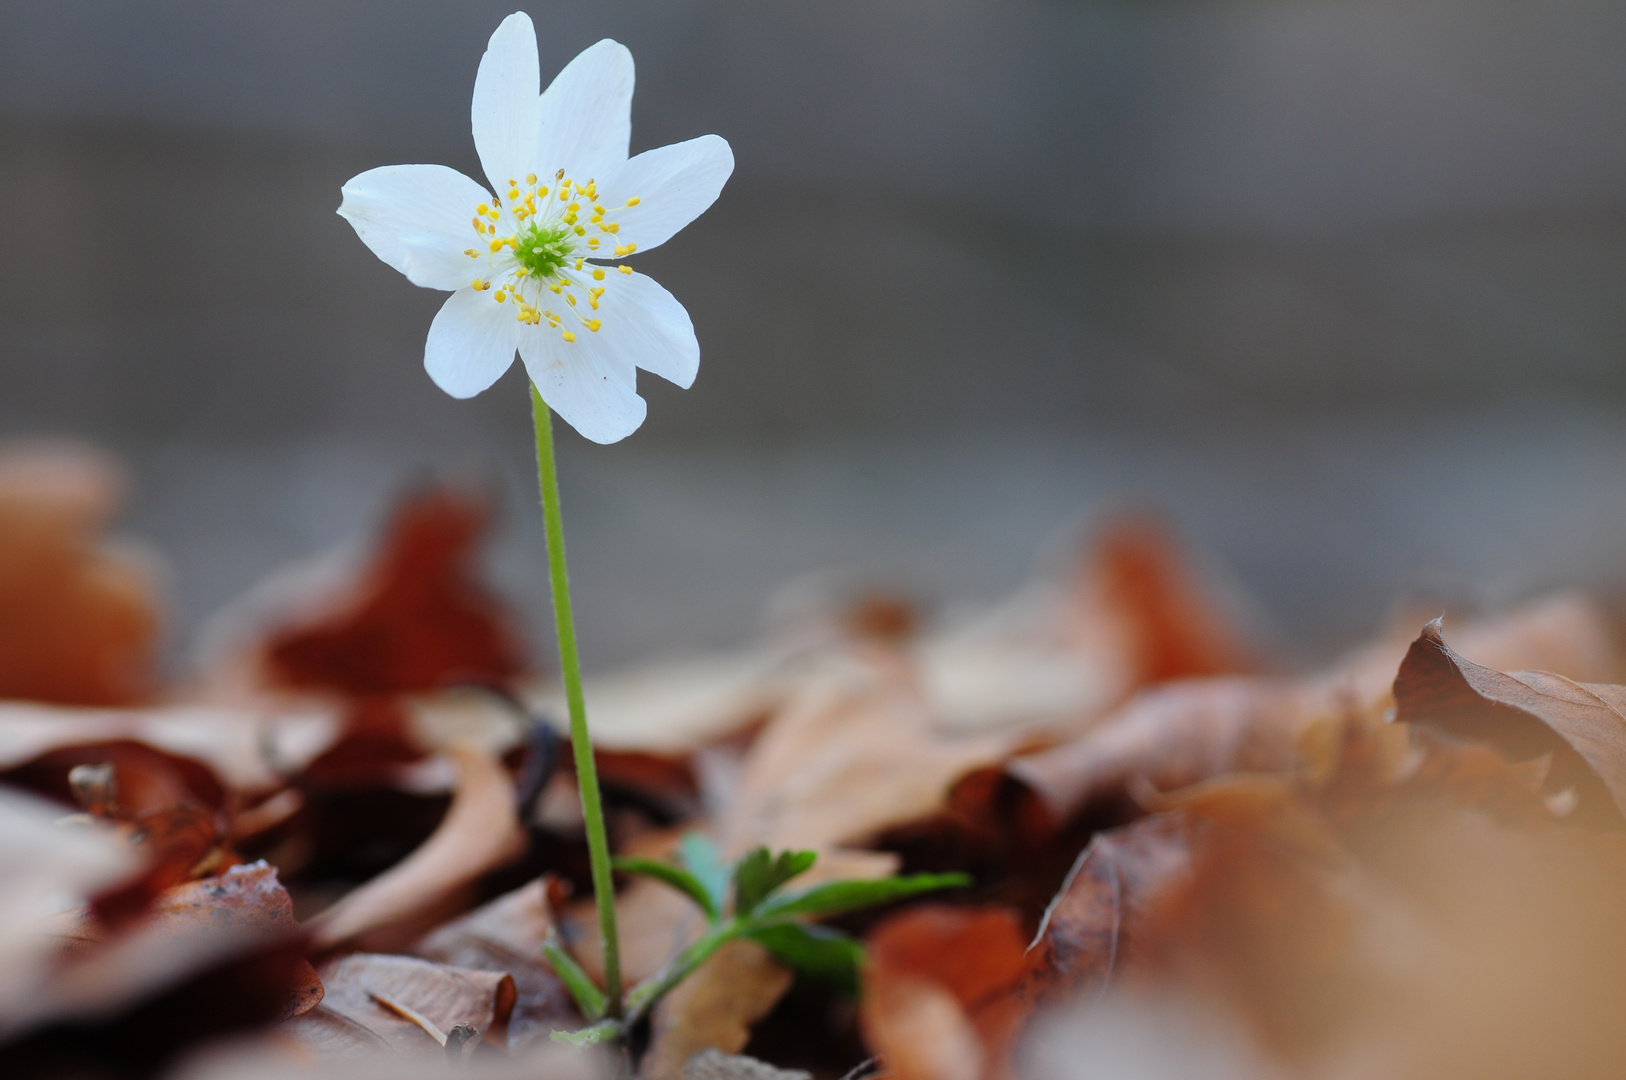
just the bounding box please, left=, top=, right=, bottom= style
left=261, top=487, right=527, bottom=696
left=284, top=953, right=514, bottom=1057
left=643, top=939, right=795, bottom=1080
left=413, top=876, right=581, bottom=1050
left=858, top=905, right=1031, bottom=1080
left=1393, top=618, right=1626, bottom=823
left=0, top=441, right=160, bottom=706
left=307, top=745, right=524, bottom=953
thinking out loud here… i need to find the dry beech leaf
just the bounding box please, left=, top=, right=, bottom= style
left=307, top=745, right=524, bottom=953
left=413, top=876, right=580, bottom=1050
left=16, top=861, right=318, bottom=1045
left=0, top=442, right=160, bottom=706
left=284, top=953, right=514, bottom=1057
left=643, top=939, right=795, bottom=1080
left=724, top=650, right=1016, bottom=853
left=1020, top=813, right=1196, bottom=1011
left=0, top=702, right=337, bottom=797
left=0, top=787, right=136, bottom=1022
left=1393, top=618, right=1626, bottom=823
left=262, top=488, right=526, bottom=696
left=859, top=905, right=1032, bottom=1080
left=960, top=592, right=1619, bottom=835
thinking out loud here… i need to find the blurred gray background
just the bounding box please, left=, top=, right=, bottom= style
left=2, top=0, right=1625, bottom=670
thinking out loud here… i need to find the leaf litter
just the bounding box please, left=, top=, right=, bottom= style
left=6, top=441, right=1626, bottom=1078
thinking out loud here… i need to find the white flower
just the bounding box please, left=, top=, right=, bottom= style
left=338, top=14, right=733, bottom=444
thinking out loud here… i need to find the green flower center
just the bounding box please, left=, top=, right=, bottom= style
left=514, top=223, right=574, bottom=279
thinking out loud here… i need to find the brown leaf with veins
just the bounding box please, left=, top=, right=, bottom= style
left=284, top=953, right=513, bottom=1057
left=412, top=876, right=581, bottom=1051
left=0, top=442, right=159, bottom=706
left=1393, top=617, right=1626, bottom=824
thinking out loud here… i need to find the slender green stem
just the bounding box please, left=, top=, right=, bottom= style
left=531, top=384, right=623, bottom=1018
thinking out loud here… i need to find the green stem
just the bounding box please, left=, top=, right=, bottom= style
left=531, top=384, right=623, bottom=1018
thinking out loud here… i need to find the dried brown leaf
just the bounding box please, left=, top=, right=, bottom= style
left=307, top=745, right=524, bottom=953
left=0, top=442, right=160, bottom=706
left=284, top=953, right=513, bottom=1057
left=643, top=939, right=795, bottom=1080
left=413, top=876, right=580, bottom=1050
left=1393, top=618, right=1626, bottom=823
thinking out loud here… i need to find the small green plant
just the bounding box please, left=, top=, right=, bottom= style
left=542, top=833, right=969, bottom=1044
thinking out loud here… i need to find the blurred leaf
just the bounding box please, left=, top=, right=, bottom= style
left=746, top=922, right=864, bottom=998
left=550, top=1019, right=621, bottom=1046
left=756, top=872, right=970, bottom=919
left=541, top=937, right=604, bottom=1022
left=680, top=832, right=731, bottom=915
left=614, top=855, right=718, bottom=921
left=732, top=848, right=818, bottom=916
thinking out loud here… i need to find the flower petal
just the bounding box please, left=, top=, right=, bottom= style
left=597, top=135, right=734, bottom=254
left=535, top=39, right=634, bottom=182
left=520, top=329, right=647, bottom=444
left=424, top=287, right=522, bottom=398
left=339, top=165, right=491, bottom=290
left=472, top=12, right=543, bottom=194
left=582, top=268, right=699, bottom=388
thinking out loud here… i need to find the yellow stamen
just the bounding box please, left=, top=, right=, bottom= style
left=494, top=290, right=506, bottom=302
left=618, top=265, right=633, bottom=274
left=587, top=319, right=602, bottom=331
left=477, top=203, right=490, bottom=215
left=626, top=196, right=641, bottom=206
left=562, top=330, right=576, bottom=342
left=587, top=237, right=600, bottom=249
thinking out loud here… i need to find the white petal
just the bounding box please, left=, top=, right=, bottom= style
left=520, top=328, right=647, bottom=444
left=425, top=287, right=522, bottom=398
left=338, top=165, right=490, bottom=290
left=472, top=12, right=542, bottom=194
left=535, top=39, right=634, bottom=182
left=597, top=135, right=733, bottom=254
left=587, top=269, right=700, bottom=388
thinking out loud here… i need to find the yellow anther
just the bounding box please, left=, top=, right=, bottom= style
left=574, top=258, right=584, bottom=270
left=507, top=178, right=517, bottom=187
left=560, top=176, right=571, bottom=189
left=464, top=248, right=478, bottom=257
left=625, top=242, right=637, bottom=253
left=488, top=208, right=500, bottom=221
left=489, top=239, right=503, bottom=252
left=494, top=290, right=506, bottom=302
left=592, top=268, right=606, bottom=280
left=526, top=173, right=537, bottom=185
left=565, top=294, right=577, bottom=306
left=574, top=225, right=586, bottom=236
left=471, top=278, right=487, bottom=290
left=508, top=188, right=520, bottom=200
left=591, top=286, right=605, bottom=297
left=477, top=203, right=490, bottom=215
left=587, top=319, right=602, bottom=332
left=626, top=196, right=641, bottom=206
left=593, top=204, right=606, bottom=215
left=472, top=218, right=485, bottom=232
left=562, top=330, right=576, bottom=342
left=549, top=283, right=561, bottom=294
left=536, top=186, right=548, bottom=198
left=587, top=237, right=600, bottom=249
left=601, top=222, right=621, bottom=234
left=618, top=265, right=633, bottom=274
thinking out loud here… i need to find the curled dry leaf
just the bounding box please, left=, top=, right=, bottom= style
left=958, top=591, right=1619, bottom=837
left=643, top=939, right=795, bottom=1080
left=858, top=905, right=1032, bottom=1080
left=1393, top=618, right=1626, bottom=824
left=413, top=876, right=581, bottom=1050
left=284, top=953, right=514, bottom=1057
left=9, top=860, right=319, bottom=1063
left=261, top=488, right=526, bottom=696
left=307, top=745, right=524, bottom=953
left=0, top=441, right=160, bottom=707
